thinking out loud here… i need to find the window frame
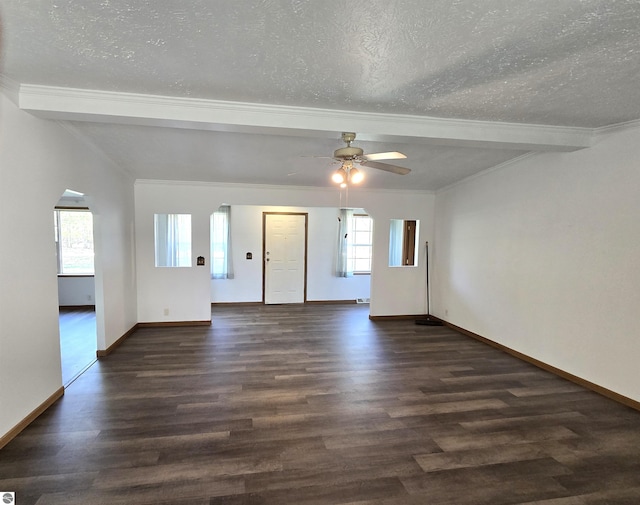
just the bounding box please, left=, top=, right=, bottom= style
left=348, top=213, right=373, bottom=275
left=54, top=207, right=95, bottom=276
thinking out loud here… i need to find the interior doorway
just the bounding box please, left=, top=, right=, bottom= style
left=55, top=189, right=97, bottom=386
left=263, top=212, right=308, bottom=304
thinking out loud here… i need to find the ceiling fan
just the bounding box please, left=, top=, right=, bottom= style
left=330, top=132, right=411, bottom=176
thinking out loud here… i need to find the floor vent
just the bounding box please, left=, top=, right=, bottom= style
left=356, top=298, right=370, bottom=304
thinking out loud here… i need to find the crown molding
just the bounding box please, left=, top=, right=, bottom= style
left=436, top=117, right=640, bottom=195
left=18, top=84, right=594, bottom=152
left=435, top=152, right=539, bottom=195
left=134, top=178, right=434, bottom=196
left=592, top=118, right=640, bottom=138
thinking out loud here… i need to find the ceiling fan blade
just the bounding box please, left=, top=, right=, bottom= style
left=363, top=151, right=407, bottom=161
left=361, top=160, right=411, bottom=175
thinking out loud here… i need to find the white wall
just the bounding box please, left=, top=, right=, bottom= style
left=135, top=181, right=434, bottom=321
left=433, top=124, right=640, bottom=402
left=211, top=205, right=370, bottom=303
left=58, top=276, right=96, bottom=306
left=0, top=92, right=137, bottom=439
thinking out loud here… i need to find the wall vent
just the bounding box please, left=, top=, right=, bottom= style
left=356, top=298, right=370, bottom=304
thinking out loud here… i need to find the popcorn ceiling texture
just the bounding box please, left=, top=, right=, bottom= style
left=3, top=0, right=640, bottom=127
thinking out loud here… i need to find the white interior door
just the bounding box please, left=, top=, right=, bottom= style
left=264, top=213, right=306, bottom=304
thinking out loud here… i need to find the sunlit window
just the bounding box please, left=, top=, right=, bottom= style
left=348, top=214, right=373, bottom=274
left=54, top=209, right=95, bottom=275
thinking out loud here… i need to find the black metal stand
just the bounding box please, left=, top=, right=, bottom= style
left=415, top=241, right=443, bottom=326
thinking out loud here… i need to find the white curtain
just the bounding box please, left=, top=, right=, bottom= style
left=211, top=205, right=234, bottom=279
left=389, top=219, right=404, bottom=267
left=336, top=208, right=354, bottom=277
left=154, top=213, right=191, bottom=267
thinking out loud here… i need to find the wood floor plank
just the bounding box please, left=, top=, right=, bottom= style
left=2, top=304, right=640, bottom=504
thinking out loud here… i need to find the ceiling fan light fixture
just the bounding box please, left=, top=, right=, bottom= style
left=350, top=167, right=364, bottom=184
left=327, top=133, right=410, bottom=186
left=332, top=167, right=347, bottom=184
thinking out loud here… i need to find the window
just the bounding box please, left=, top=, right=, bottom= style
left=154, top=214, right=192, bottom=267
left=349, top=214, right=373, bottom=274
left=54, top=209, right=95, bottom=275
left=337, top=211, right=373, bottom=277
left=210, top=205, right=234, bottom=279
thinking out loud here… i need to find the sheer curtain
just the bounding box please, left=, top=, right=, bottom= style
left=154, top=213, right=192, bottom=267
left=389, top=218, right=404, bottom=267
left=336, top=208, right=354, bottom=277
left=211, top=205, right=234, bottom=279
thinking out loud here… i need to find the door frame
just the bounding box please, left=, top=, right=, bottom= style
left=262, top=212, right=309, bottom=304
left=54, top=196, right=99, bottom=387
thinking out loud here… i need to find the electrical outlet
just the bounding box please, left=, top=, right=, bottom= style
left=163, top=308, right=169, bottom=316
left=87, top=294, right=93, bottom=301
left=445, top=309, right=449, bottom=317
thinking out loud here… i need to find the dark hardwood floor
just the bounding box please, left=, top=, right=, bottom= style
left=59, top=307, right=97, bottom=386
left=2, top=304, right=640, bottom=504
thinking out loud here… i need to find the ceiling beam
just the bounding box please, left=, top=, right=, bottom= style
left=18, top=84, right=593, bottom=152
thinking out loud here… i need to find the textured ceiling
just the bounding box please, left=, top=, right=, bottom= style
left=1, top=0, right=640, bottom=190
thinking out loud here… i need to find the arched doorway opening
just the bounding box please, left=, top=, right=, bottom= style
left=54, top=189, right=97, bottom=386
